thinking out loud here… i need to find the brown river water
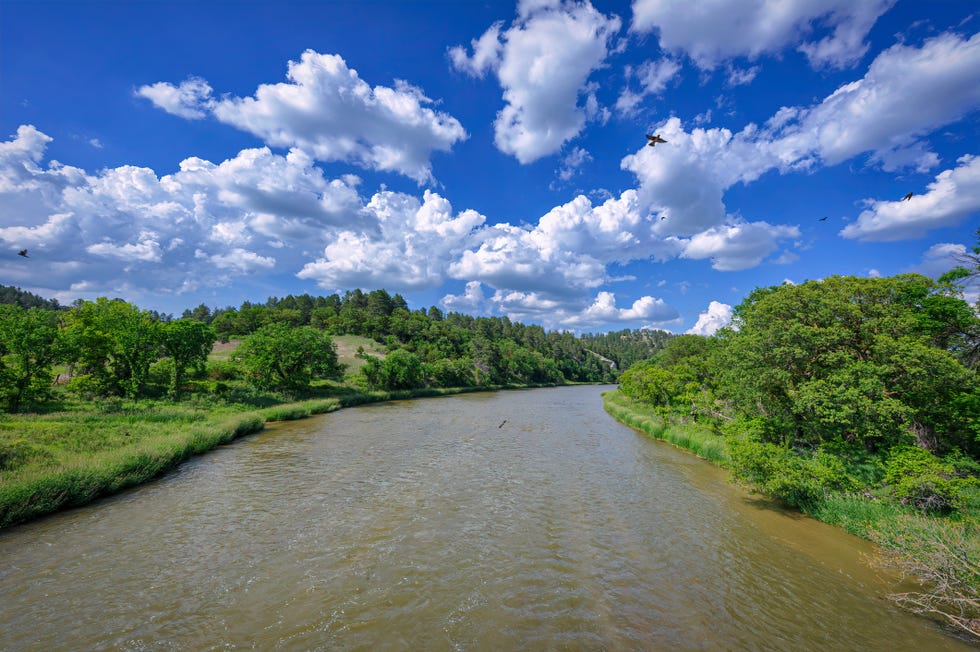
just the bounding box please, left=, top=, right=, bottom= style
left=0, top=385, right=973, bottom=650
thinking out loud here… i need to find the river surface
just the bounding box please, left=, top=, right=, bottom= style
left=0, top=386, right=972, bottom=650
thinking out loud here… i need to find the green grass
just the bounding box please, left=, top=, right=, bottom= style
left=602, top=390, right=727, bottom=464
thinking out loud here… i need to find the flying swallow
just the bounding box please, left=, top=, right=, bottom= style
left=903, top=192, right=913, bottom=201
left=17, top=249, right=28, bottom=258
left=819, top=216, right=828, bottom=221
left=646, top=134, right=667, bottom=147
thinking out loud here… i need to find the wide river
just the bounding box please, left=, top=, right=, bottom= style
left=0, top=386, right=972, bottom=650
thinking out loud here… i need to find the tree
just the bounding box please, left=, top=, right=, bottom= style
left=0, top=305, right=61, bottom=411
left=361, top=348, right=425, bottom=390
left=718, top=275, right=980, bottom=453
left=238, top=323, right=340, bottom=392
left=62, top=298, right=162, bottom=400
left=160, top=319, right=216, bottom=399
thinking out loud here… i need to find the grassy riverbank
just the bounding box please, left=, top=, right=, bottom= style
left=603, top=389, right=980, bottom=639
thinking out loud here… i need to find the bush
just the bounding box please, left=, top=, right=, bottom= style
left=726, top=431, right=858, bottom=510
left=883, top=447, right=974, bottom=515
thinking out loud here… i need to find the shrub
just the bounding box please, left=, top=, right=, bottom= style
left=883, top=447, right=974, bottom=515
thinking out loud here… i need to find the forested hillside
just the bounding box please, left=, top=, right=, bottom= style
left=0, top=287, right=660, bottom=411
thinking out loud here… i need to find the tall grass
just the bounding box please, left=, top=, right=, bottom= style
left=602, top=390, right=728, bottom=464
left=0, top=413, right=263, bottom=528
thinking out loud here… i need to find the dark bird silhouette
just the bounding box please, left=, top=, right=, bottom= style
left=646, top=134, right=667, bottom=147
left=17, top=249, right=28, bottom=258
left=498, top=420, right=507, bottom=429
left=819, top=216, right=828, bottom=221
left=903, top=192, right=913, bottom=201
left=660, top=215, right=667, bottom=220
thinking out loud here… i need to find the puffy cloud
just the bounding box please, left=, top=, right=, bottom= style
left=682, top=221, right=801, bottom=271
left=630, top=0, right=894, bottom=70
left=452, top=0, right=621, bottom=163
left=841, top=155, right=980, bottom=241
left=135, top=77, right=215, bottom=119
left=448, top=22, right=504, bottom=77
left=142, top=52, right=467, bottom=183
left=686, top=300, right=732, bottom=335
left=441, top=281, right=488, bottom=313
left=0, top=126, right=365, bottom=298
left=563, top=291, right=679, bottom=326
left=555, top=146, right=592, bottom=182
left=297, top=189, right=486, bottom=291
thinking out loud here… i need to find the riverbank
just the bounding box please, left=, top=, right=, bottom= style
left=602, top=388, right=980, bottom=640
left=0, top=383, right=561, bottom=529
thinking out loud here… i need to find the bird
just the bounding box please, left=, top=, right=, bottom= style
left=646, top=134, right=667, bottom=147
left=17, top=249, right=28, bottom=258
left=498, top=420, right=507, bottom=428
left=819, top=216, right=828, bottom=221
left=660, top=215, right=667, bottom=220
left=903, top=192, right=913, bottom=201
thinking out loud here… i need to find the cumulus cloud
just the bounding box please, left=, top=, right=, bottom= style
left=841, top=155, right=980, bottom=241
left=141, top=51, right=467, bottom=183
left=686, top=300, right=732, bottom=335
left=451, top=0, right=621, bottom=163
left=297, top=189, right=486, bottom=291
left=441, top=281, right=488, bottom=313
left=135, top=77, right=215, bottom=119
left=631, top=0, right=895, bottom=70
left=682, top=221, right=801, bottom=271
left=484, top=288, right=679, bottom=330
left=0, top=126, right=365, bottom=298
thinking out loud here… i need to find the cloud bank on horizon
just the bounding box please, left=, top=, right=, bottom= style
left=1, top=0, right=978, bottom=335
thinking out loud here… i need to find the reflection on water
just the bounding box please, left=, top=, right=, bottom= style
left=0, top=386, right=971, bottom=650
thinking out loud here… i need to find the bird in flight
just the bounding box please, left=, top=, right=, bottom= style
left=819, top=216, right=828, bottom=221
left=903, top=192, right=913, bottom=201
left=17, top=249, right=28, bottom=258
left=646, top=134, right=667, bottom=147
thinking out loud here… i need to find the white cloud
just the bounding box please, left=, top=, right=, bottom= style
left=448, top=22, right=504, bottom=77
left=441, top=281, right=488, bottom=313
left=135, top=77, right=215, bottom=119
left=485, top=288, right=679, bottom=330
left=771, top=32, right=980, bottom=168
left=452, top=0, right=621, bottom=163
left=210, top=248, right=276, bottom=273
left=682, top=221, right=801, bottom=271
left=686, top=300, right=732, bottom=335
left=563, top=291, right=679, bottom=327
left=556, top=146, right=592, bottom=182
left=630, top=0, right=895, bottom=70
left=616, top=58, right=681, bottom=114
left=841, top=155, right=980, bottom=241
left=143, top=52, right=467, bottom=183
left=297, top=189, right=485, bottom=291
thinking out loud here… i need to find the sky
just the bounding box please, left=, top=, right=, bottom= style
left=1, top=0, right=979, bottom=334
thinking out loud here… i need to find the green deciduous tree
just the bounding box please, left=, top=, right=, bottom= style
left=161, top=319, right=216, bottom=399
left=238, top=323, right=340, bottom=392
left=0, top=305, right=61, bottom=412
left=62, top=298, right=162, bottom=400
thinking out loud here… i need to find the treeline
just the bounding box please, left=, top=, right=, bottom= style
left=618, top=273, right=980, bottom=514
left=0, top=287, right=677, bottom=412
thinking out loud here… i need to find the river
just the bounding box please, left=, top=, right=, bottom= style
left=0, top=386, right=971, bottom=650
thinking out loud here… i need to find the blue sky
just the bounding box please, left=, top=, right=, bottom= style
left=2, top=0, right=978, bottom=333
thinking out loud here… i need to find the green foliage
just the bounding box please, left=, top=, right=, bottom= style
left=238, top=323, right=341, bottom=392
left=883, top=447, right=974, bottom=515
left=725, top=423, right=858, bottom=510
left=62, top=298, right=162, bottom=401
left=160, top=319, right=216, bottom=399
left=0, top=305, right=61, bottom=412
left=360, top=348, right=425, bottom=390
